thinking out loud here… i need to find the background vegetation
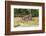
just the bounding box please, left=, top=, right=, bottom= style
left=14, top=8, right=39, bottom=17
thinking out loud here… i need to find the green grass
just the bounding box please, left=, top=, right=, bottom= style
left=14, top=17, right=39, bottom=27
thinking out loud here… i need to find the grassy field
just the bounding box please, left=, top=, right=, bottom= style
left=14, top=17, right=39, bottom=27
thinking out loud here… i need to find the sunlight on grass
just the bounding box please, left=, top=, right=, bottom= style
left=14, top=17, right=39, bottom=27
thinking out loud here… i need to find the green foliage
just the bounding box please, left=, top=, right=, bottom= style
left=31, top=9, right=39, bottom=17
left=14, top=8, right=31, bottom=17
left=14, top=8, right=39, bottom=17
